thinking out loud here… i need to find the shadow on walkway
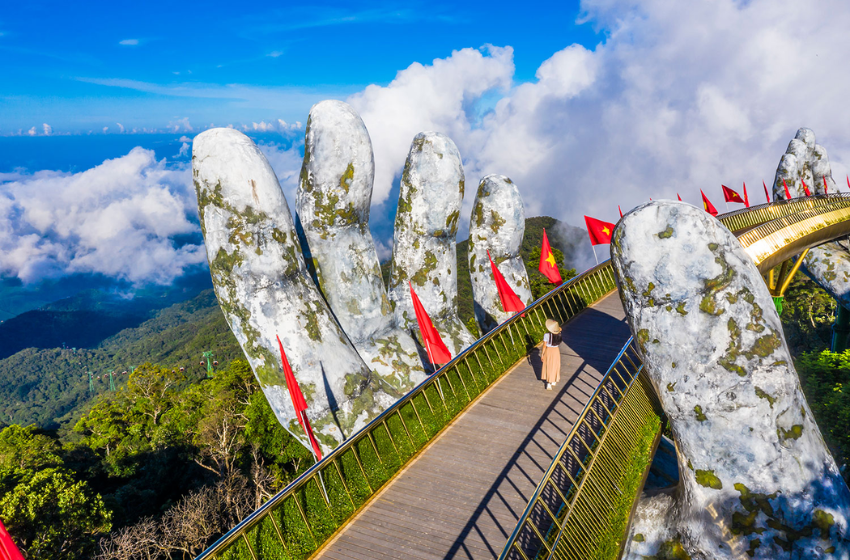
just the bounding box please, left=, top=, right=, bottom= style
left=444, top=306, right=630, bottom=559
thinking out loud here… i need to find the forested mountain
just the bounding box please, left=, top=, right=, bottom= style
left=0, top=290, right=243, bottom=432
left=1, top=216, right=848, bottom=560
left=3, top=217, right=584, bottom=432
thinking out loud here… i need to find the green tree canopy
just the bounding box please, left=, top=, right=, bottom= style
left=0, top=467, right=111, bottom=559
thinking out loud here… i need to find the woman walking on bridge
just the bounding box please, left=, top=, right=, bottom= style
left=542, top=319, right=562, bottom=390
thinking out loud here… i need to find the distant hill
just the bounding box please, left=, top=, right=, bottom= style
left=0, top=290, right=242, bottom=432
left=0, top=272, right=214, bottom=360
left=2, top=216, right=585, bottom=431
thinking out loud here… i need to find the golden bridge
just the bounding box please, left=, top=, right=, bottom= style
left=196, top=194, right=850, bottom=560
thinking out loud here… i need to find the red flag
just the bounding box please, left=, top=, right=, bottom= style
left=701, top=190, right=718, bottom=216
left=823, top=176, right=829, bottom=194
left=0, top=520, right=25, bottom=560
left=721, top=185, right=745, bottom=204
left=802, top=179, right=811, bottom=196
left=783, top=179, right=792, bottom=200
left=618, top=205, right=623, bottom=218
left=677, top=193, right=682, bottom=201
left=538, top=229, right=563, bottom=284
left=763, top=180, right=770, bottom=203
left=276, top=335, right=323, bottom=461
left=488, top=251, right=525, bottom=314
left=742, top=182, right=750, bottom=207
left=409, top=283, right=452, bottom=365
left=584, top=215, right=616, bottom=246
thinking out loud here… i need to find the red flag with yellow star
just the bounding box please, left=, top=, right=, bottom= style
left=701, top=190, right=718, bottom=216
left=538, top=228, right=562, bottom=284
left=722, top=184, right=745, bottom=204
left=409, top=283, right=452, bottom=365
left=488, top=251, right=525, bottom=313
left=584, top=215, right=616, bottom=246
left=276, top=335, right=323, bottom=461
left=802, top=179, right=811, bottom=196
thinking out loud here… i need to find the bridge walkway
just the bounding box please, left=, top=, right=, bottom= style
left=316, top=292, right=630, bottom=560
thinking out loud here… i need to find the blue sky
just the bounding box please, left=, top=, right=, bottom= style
left=3, top=0, right=850, bottom=313
left=0, top=0, right=599, bottom=134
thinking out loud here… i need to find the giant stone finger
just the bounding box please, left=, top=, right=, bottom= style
left=194, top=128, right=396, bottom=453
left=296, top=100, right=427, bottom=393
left=387, top=132, right=476, bottom=358
left=613, top=201, right=850, bottom=559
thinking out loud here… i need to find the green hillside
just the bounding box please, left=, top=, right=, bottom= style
left=0, top=290, right=242, bottom=432
left=2, top=216, right=583, bottom=432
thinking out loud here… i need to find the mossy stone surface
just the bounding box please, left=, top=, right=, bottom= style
left=387, top=132, right=476, bottom=358
left=295, top=100, right=426, bottom=392
left=613, top=201, right=850, bottom=559
left=194, top=127, right=396, bottom=454
left=467, top=175, right=532, bottom=333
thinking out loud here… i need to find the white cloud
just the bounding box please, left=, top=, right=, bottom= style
left=119, top=39, right=139, bottom=46
left=0, top=148, right=205, bottom=284
left=347, top=45, right=514, bottom=205
left=103, top=126, right=109, bottom=133
left=250, top=121, right=276, bottom=132
left=42, top=123, right=52, bottom=136
left=257, top=142, right=304, bottom=209
left=178, top=135, right=192, bottom=143
left=26, top=127, right=36, bottom=137
left=267, top=51, right=284, bottom=58
left=168, top=117, right=193, bottom=133
left=116, top=122, right=125, bottom=133
left=177, top=142, right=190, bottom=157
left=333, top=0, right=850, bottom=230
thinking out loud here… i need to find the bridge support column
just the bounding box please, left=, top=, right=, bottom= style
left=831, top=304, right=850, bottom=353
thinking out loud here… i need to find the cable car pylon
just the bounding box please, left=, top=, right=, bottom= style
left=201, top=351, right=216, bottom=378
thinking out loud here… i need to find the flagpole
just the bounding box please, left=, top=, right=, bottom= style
left=424, top=338, right=445, bottom=401
left=302, top=411, right=331, bottom=504
left=591, top=244, right=599, bottom=265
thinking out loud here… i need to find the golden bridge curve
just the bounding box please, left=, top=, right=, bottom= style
left=197, top=194, right=850, bottom=560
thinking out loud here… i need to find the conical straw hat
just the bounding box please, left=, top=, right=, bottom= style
left=545, top=319, right=561, bottom=334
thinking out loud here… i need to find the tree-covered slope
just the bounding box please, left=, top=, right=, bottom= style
left=0, top=290, right=242, bottom=431
left=4, top=216, right=585, bottom=431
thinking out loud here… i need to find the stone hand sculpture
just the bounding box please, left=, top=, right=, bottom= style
left=612, top=201, right=850, bottom=559
left=387, top=132, right=477, bottom=360
left=193, top=128, right=398, bottom=454
left=467, top=175, right=532, bottom=333
left=295, top=100, right=427, bottom=394
left=773, top=127, right=837, bottom=199
left=771, top=128, right=850, bottom=311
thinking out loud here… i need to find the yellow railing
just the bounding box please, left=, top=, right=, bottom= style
left=717, top=192, right=850, bottom=233
left=738, top=195, right=850, bottom=271
left=196, top=261, right=619, bottom=560
left=197, top=194, right=850, bottom=560
left=497, top=338, right=663, bottom=560
left=498, top=194, right=850, bottom=560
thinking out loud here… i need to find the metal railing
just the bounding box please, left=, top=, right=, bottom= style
left=717, top=192, right=850, bottom=233
left=498, top=338, right=663, bottom=560
left=197, top=261, right=620, bottom=560
left=496, top=195, right=850, bottom=560
left=738, top=195, right=850, bottom=271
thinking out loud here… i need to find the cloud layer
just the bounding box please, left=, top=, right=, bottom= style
left=0, top=148, right=205, bottom=284
left=345, top=0, right=850, bottom=225
left=5, top=0, right=850, bottom=286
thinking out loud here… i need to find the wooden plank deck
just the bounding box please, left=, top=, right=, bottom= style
left=315, top=292, right=630, bottom=560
